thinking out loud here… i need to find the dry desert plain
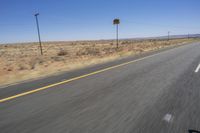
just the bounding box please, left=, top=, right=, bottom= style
left=0, top=38, right=199, bottom=86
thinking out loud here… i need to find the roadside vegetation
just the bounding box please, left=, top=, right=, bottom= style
left=0, top=38, right=199, bottom=86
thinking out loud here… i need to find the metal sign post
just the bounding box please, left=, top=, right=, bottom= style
left=113, top=19, right=120, bottom=48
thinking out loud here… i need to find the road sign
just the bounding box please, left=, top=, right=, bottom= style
left=113, top=19, right=120, bottom=25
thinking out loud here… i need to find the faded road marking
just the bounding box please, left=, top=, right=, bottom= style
left=163, top=114, right=173, bottom=123
left=195, top=64, right=200, bottom=73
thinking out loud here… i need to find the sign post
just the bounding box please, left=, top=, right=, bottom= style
left=113, top=19, right=120, bottom=48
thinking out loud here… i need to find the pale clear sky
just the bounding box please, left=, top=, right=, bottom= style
left=0, top=0, right=200, bottom=43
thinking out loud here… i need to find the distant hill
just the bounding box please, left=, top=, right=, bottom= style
left=153, top=34, right=200, bottom=39
left=121, top=34, right=200, bottom=41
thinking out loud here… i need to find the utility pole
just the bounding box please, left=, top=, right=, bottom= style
left=113, top=18, right=120, bottom=48
left=188, top=33, right=190, bottom=39
left=168, top=31, right=170, bottom=41
left=34, top=13, right=43, bottom=55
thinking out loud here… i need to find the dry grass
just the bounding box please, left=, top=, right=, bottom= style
left=0, top=38, right=199, bottom=86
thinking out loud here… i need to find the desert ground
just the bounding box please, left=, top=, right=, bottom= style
left=0, top=38, right=199, bottom=86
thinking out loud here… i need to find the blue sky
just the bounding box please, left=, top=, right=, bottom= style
left=0, top=0, right=200, bottom=43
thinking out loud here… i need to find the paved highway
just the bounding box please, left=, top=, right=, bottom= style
left=1, top=42, right=200, bottom=133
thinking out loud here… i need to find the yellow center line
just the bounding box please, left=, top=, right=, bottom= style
left=0, top=52, right=162, bottom=103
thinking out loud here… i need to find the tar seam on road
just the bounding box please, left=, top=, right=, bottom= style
left=195, top=64, right=200, bottom=73
left=0, top=48, right=174, bottom=103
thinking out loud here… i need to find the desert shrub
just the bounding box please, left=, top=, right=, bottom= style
left=18, top=64, right=27, bottom=71
left=57, top=49, right=69, bottom=56
left=110, top=42, right=114, bottom=46
left=51, top=56, right=65, bottom=62
left=163, top=42, right=169, bottom=46
left=121, top=41, right=129, bottom=45
left=28, top=57, right=43, bottom=69
left=86, top=47, right=100, bottom=55
left=76, top=47, right=100, bottom=56
left=7, top=68, right=12, bottom=71
left=153, top=40, right=157, bottom=45
left=102, top=47, right=116, bottom=54
left=81, top=42, right=87, bottom=45
left=0, top=51, right=6, bottom=57
left=36, top=58, right=45, bottom=64
left=29, top=60, right=37, bottom=69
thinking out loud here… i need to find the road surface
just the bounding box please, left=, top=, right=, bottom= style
left=1, top=42, right=200, bottom=133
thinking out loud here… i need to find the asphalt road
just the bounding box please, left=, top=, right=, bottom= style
left=1, top=42, right=200, bottom=133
